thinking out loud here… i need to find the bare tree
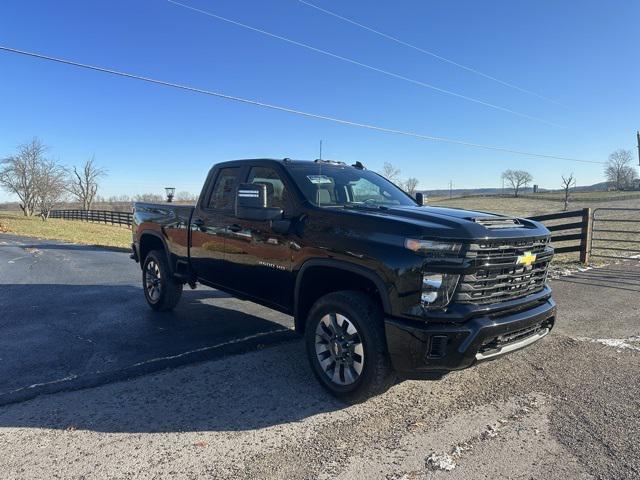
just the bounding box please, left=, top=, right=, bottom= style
left=175, top=191, right=198, bottom=202
left=36, top=158, right=67, bottom=219
left=501, top=169, right=533, bottom=197
left=0, top=138, right=47, bottom=216
left=605, top=149, right=635, bottom=190
left=67, top=157, right=106, bottom=210
left=561, top=173, right=576, bottom=211
left=403, top=177, right=419, bottom=197
left=381, top=162, right=401, bottom=184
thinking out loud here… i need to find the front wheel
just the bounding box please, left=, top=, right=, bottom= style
left=142, top=249, right=183, bottom=311
left=305, top=291, right=395, bottom=403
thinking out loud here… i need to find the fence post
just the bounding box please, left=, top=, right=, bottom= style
left=579, top=207, right=593, bottom=264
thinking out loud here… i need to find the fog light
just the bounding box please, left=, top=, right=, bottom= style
left=421, top=274, right=442, bottom=304
left=421, top=273, right=459, bottom=309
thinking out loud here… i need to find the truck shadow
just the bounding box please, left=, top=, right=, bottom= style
left=0, top=283, right=324, bottom=426
left=0, top=339, right=347, bottom=433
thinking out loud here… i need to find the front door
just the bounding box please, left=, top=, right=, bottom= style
left=223, top=165, right=294, bottom=308
left=190, top=166, right=243, bottom=286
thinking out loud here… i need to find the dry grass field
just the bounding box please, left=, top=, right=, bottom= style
left=430, top=193, right=640, bottom=217
left=0, top=211, right=131, bottom=249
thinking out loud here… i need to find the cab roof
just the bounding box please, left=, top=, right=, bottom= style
left=212, top=158, right=364, bottom=169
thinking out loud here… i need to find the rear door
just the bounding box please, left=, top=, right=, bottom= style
left=190, top=165, right=244, bottom=286
left=222, top=165, right=295, bottom=308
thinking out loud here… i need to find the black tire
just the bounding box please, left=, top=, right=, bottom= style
left=305, top=290, right=395, bottom=403
left=142, top=249, right=183, bottom=311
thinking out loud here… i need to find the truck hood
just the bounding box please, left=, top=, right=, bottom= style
left=342, top=205, right=549, bottom=240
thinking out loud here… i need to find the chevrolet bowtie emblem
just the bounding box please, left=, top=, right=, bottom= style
left=516, top=251, right=537, bottom=267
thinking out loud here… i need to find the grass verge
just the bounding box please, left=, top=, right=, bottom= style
left=0, top=211, right=131, bottom=249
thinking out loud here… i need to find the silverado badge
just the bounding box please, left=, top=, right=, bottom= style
left=516, top=251, right=537, bottom=267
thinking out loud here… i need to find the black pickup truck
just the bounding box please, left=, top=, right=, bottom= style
left=131, top=158, right=556, bottom=401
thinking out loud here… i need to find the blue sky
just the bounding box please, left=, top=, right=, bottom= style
left=1, top=0, right=638, bottom=201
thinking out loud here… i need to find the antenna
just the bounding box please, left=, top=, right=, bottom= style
left=316, top=142, right=322, bottom=205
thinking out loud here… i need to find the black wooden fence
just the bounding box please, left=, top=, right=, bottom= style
left=49, top=209, right=133, bottom=227
left=528, top=208, right=592, bottom=263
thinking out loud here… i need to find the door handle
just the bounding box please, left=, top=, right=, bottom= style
left=228, top=224, right=242, bottom=232
left=271, top=219, right=291, bottom=235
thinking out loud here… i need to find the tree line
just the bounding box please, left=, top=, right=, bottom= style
left=0, top=138, right=199, bottom=217
left=501, top=149, right=636, bottom=194
left=0, top=138, right=106, bottom=220
left=380, top=147, right=637, bottom=212
left=96, top=191, right=198, bottom=204
left=0, top=138, right=106, bottom=218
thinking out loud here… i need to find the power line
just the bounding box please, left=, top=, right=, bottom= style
left=0, top=45, right=603, bottom=164
left=167, top=0, right=560, bottom=128
left=298, top=0, right=566, bottom=108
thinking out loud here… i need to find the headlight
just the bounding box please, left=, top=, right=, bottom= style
left=421, top=273, right=460, bottom=309
left=405, top=239, right=462, bottom=257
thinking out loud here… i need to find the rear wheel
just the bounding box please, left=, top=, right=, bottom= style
left=142, top=250, right=183, bottom=311
left=305, top=290, right=395, bottom=402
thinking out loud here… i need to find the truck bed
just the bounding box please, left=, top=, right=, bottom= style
left=132, top=202, right=195, bottom=264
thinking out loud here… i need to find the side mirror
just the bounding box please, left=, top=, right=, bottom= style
left=235, top=183, right=283, bottom=221
left=415, top=192, right=426, bottom=205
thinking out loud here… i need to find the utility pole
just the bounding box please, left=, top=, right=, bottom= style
left=636, top=130, right=640, bottom=166
left=319, top=140, right=323, bottom=160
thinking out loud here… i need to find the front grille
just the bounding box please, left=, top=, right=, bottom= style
left=456, top=238, right=553, bottom=305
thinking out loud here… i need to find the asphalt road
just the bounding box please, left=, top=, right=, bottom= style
left=0, top=234, right=295, bottom=405
left=0, top=233, right=639, bottom=479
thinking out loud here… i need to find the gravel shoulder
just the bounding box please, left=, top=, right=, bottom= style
left=0, top=331, right=637, bottom=479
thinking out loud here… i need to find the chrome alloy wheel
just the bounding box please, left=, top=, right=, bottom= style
left=144, top=259, right=162, bottom=302
left=315, top=313, right=364, bottom=385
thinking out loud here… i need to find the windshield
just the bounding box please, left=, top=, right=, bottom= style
left=286, top=163, right=416, bottom=208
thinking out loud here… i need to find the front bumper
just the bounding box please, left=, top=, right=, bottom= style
left=385, top=293, right=556, bottom=379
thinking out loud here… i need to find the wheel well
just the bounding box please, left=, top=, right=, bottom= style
left=139, top=234, right=165, bottom=266
left=295, top=266, right=385, bottom=333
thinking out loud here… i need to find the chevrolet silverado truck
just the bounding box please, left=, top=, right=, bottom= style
left=131, top=159, right=556, bottom=401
